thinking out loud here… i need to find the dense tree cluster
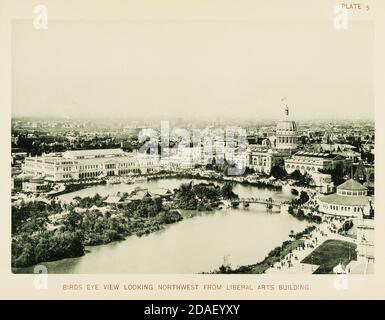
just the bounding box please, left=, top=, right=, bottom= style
left=270, top=165, right=287, bottom=180
left=173, top=182, right=239, bottom=211
left=291, top=191, right=310, bottom=206
left=318, top=164, right=346, bottom=185
left=289, top=170, right=312, bottom=187
left=11, top=193, right=183, bottom=268
left=12, top=230, right=84, bottom=268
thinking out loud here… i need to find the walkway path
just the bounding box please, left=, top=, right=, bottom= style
left=265, top=217, right=356, bottom=274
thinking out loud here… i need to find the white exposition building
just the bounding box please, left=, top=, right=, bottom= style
left=22, top=146, right=217, bottom=181
left=351, top=209, right=374, bottom=273
left=284, top=151, right=349, bottom=175
left=318, top=179, right=373, bottom=217
left=23, top=149, right=140, bottom=181
left=248, top=147, right=284, bottom=174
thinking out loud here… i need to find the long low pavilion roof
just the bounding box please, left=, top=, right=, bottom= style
left=319, top=194, right=373, bottom=206
left=63, top=149, right=126, bottom=157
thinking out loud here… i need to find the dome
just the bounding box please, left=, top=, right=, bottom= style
left=277, top=120, right=297, bottom=131
left=337, top=179, right=367, bottom=191
left=336, top=179, right=367, bottom=196
left=275, top=106, right=298, bottom=150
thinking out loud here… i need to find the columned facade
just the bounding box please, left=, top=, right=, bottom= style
left=275, top=106, right=298, bottom=151
left=23, top=149, right=140, bottom=181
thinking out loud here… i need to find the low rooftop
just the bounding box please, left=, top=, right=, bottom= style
left=319, top=193, right=373, bottom=206
left=63, top=149, right=126, bottom=158
left=294, top=151, right=345, bottom=159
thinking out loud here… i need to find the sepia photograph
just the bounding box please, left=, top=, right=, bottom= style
left=10, top=8, right=374, bottom=277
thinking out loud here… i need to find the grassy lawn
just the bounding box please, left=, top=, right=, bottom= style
left=301, top=239, right=357, bottom=274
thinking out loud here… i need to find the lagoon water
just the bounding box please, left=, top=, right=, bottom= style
left=57, top=178, right=294, bottom=204
left=20, top=179, right=309, bottom=274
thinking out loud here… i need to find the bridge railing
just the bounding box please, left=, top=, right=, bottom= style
left=236, top=197, right=284, bottom=206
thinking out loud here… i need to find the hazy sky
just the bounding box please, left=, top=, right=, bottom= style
left=12, top=20, right=373, bottom=120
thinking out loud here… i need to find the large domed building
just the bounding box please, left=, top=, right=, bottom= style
left=275, top=106, right=298, bottom=151
left=318, top=179, right=373, bottom=217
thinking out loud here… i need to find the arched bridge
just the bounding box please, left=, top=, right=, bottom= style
left=232, top=197, right=288, bottom=209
